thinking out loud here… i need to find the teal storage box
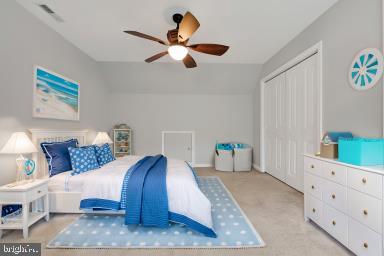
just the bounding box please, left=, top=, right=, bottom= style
left=338, top=138, right=384, bottom=166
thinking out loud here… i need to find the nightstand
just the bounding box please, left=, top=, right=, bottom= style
left=0, top=179, right=49, bottom=239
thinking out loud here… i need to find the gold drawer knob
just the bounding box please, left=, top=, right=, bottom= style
left=363, top=242, right=368, bottom=248
left=311, top=185, right=315, bottom=189
left=332, top=220, right=336, bottom=226
left=312, top=208, right=316, bottom=213
left=311, top=165, right=315, bottom=169
left=331, top=171, right=335, bottom=176
left=362, top=177, right=367, bottom=184
left=363, top=209, right=368, bottom=215
left=331, top=194, right=336, bottom=199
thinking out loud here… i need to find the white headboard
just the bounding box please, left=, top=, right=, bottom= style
left=29, top=129, right=88, bottom=178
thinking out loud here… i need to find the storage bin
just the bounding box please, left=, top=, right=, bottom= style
left=215, top=143, right=253, bottom=172
left=338, top=138, right=384, bottom=166
left=215, top=149, right=233, bottom=172
left=234, top=146, right=253, bottom=171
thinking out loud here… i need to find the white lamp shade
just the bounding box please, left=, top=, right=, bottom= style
left=0, top=132, right=38, bottom=154
left=92, top=132, right=113, bottom=145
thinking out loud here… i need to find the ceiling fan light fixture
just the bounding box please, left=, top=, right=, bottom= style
left=168, top=45, right=188, bottom=60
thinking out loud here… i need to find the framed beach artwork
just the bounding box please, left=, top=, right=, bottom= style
left=33, top=66, right=80, bottom=121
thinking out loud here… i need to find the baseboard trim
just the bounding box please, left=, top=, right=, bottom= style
left=194, top=163, right=213, bottom=168
left=252, top=163, right=265, bottom=173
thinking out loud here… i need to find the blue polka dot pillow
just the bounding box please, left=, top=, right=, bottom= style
left=68, top=146, right=100, bottom=176
left=94, top=143, right=115, bottom=166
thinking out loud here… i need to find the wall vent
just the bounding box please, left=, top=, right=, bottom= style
left=38, top=4, right=64, bottom=22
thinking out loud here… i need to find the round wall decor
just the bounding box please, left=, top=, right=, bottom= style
left=349, top=48, right=383, bottom=90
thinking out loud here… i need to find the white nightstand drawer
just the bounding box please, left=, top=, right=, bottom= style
left=348, top=218, right=382, bottom=256
left=323, top=204, right=348, bottom=246
left=348, top=168, right=382, bottom=199
left=322, top=180, right=347, bottom=213
left=304, top=157, right=321, bottom=176
left=306, top=194, right=323, bottom=225
left=321, top=162, right=347, bottom=185
left=305, top=173, right=322, bottom=200
left=27, top=184, right=48, bottom=202
left=348, top=188, right=382, bottom=234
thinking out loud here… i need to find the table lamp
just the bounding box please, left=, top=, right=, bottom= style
left=0, top=132, right=38, bottom=183
left=92, top=132, right=113, bottom=145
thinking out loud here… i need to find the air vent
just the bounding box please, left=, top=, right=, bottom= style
left=38, top=4, right=54, bottom=14
left=38, top=4, right=64, bottom=22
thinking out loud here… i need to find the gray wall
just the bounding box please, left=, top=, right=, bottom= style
left=108, top=93, right=253, bottom=165
left=102, top=62, right=261, bottom=165
left=254, top=0, right=383, bottom=167
left=0, top=0, right=108, bottom=185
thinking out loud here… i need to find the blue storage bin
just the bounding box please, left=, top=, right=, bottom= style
left=338, top=138, right=384, bottom=166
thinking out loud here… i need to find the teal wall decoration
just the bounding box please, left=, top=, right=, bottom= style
left=349, top=48, right=383, bottom=90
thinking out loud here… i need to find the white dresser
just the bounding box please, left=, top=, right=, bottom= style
left=304, top=155, right=384, bottom=256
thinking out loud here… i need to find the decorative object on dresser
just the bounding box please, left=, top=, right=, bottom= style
left=0, top=179, right=49, bottom=239
left=112, top=124, right=132, bottom=158
left=319, top=132, right=353, bottom=159
left=33, top=66, right=80, bottom=121
left=304, top=154, right=383, bottom=256
left=0, top=132, right=38, bottom=183
left=339, top=138, right=384, bottom=166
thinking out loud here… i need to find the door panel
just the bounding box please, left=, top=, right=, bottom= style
left=163, top=132, right=192, bottom=162
left=264, top=73, right=286, bottom=181
left=264, top=54, right=319, bottom=192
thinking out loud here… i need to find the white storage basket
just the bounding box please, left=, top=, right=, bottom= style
left=215, top=149, right=234, bottom=172
left=214, top=143, right=253, bottom=172
left=234, top=147, right=252, bottom=171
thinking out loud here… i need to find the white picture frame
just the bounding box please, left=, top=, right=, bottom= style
left=33, top=66, right=80, bottom=121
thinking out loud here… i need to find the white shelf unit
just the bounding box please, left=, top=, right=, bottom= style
left=113, top=128, right=132, bottom=158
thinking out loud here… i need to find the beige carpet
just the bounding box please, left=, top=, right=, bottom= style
left=1, top=168, right=352, bottom=256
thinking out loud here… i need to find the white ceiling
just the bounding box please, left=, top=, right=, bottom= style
left=16, top=0, right=338, bottom=64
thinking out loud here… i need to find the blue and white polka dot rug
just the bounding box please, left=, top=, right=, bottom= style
left=47, top=176, right=265, bottom=249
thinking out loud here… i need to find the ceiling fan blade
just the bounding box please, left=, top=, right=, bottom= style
left=178, top=12, right=200, bottom=42
left=188, top=44, right=229, bottom=56
left=145, top=51, right=168, bottom=63
left=124, top=31, right=168, bottom=45
left=183, top=54, right=197, bottom=68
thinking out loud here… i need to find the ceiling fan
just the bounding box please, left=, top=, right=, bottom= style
left=124, top=12, right=229, bottom=68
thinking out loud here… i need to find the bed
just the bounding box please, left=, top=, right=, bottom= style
left=30, top=129, right=216, bottom=237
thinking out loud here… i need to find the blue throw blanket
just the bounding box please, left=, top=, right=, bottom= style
left=123, top=155, right=169, bottom=228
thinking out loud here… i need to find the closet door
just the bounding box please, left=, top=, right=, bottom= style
left=263, top=54, right=319, bottom=192
left=285, top=55, right=319, bottom=192
left=264, top=73, right=286, bottom=182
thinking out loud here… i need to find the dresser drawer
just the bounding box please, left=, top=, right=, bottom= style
left=321, top=161, right=347, bottom=185
left=348, top=218, right=382, bottom=256
left=305, top=194, right=323, bottom=225
left=322, top=180, right=347, bottom=213
left=305, top=173, right=322, bottom=200
left=323, top=204, right=348, bottom=246
left=348, top=168, right=382, bottom=199
left=348, top=188, right=382, bottom=234
left=27, top=184, right=48, bottom=202
left=304, top=157, right=322, bottom=176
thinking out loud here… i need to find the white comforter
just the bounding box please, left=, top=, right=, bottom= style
left=79, top=155, right=214, bottom=231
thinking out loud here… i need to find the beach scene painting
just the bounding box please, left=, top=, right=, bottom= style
left=33, top=66, right=80, bottom=121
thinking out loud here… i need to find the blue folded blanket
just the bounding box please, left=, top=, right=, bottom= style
left=124, top=155, right=168, bottom=228
left=326, top=132, right=353, bottom=142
